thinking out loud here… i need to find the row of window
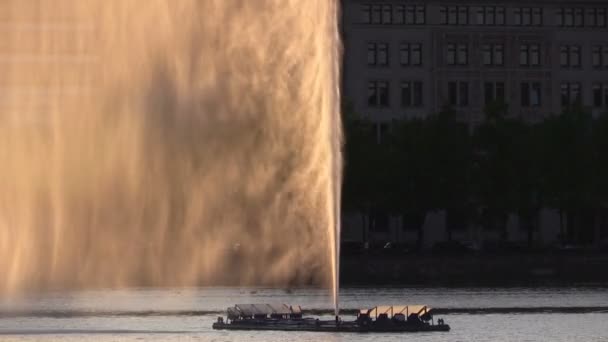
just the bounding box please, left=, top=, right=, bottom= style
left=360, top=4, right=608, bottom=28
left=367, top=81, right=608, bottom=108
left=367, top=42, right=608, bottom=69
left=556, top=8, right=608, bottom=27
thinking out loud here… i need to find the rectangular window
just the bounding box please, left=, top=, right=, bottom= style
left=447, top=43, right=456, bottom=65
left=556, top=8, right=564, bottom=26
left=400, top=43, right=410, bottom=65
left=368, top=81, right=390, bottom=107
left=523, top=8, right=532, bottom=25
left=494, top=45, right=504, bottom=66
left=521, top=83, right=530, bottom=106
left=565, top=8, right=574, bottom=26
left=448, top=81, right=469, bottom=107
left=483, top=44, right=492, bottom=65
left=561, top=45, right=581, bottom=68
left=530, top=44, right=540, bottom=66
left=406, top=5, right=415, bottom=24
left=486, top=7, right=495, bottom=25
left=483, top=44, right=504, bottom=66
left=496, top=82, right=505, bottom=100
left=459, top=82, right=469, bottom=106
left=593, top=83, right=603, bottom=107
left=367, top=42, right=389, bottom=66
left=382, top=4, right=392, bottom=24
left=533, top=8, right=543, bottom=25
left=457, top=44, right=469, bottom=65
left=570, top=46, right=581, bottom=67
left=449, top=7, right=458, bottom=24
left=459, top=7, right=469, bottom=25
left=497, top=7, right=506, bottom=25
left=401, top=81, right=423, bottom=107
left=484, top=82, right=505, bottom=104
left=412, top=44, right=422, bottom=65
left=416, top=6, right=426, bottom=24
left=516, top=7, right=542, bottom=26
left=561, top=82, right=582, bottom=106
left=515, top=8, right=522, bottom=25
left=395, top=5, right=405, bottom=24
left=400, top=43, right=422, bottom=66
left=521, top=82, right=542, bottom=107
left=599, top=8, right=607, bottom=27
left=372, top=4, right=382, bottom=24
left=448, top=82, right=458, bottom=106
left=604, top=46, right=608, bottom=67
left=531, top=82, right=542, bottom=106
left=561, top=83, right=570, bottom=106
left=521, top=44, right=541, bottom=66
left=484, top=82, right=494, bottom=104
left=362, top=5, right=372, bottom=23
left=560, top=46, right=569, bottom=67
left=442, top=6, right=468, bottom=25
left=413, top=82, right=423, bottom=106
left=477, top=6, right=503, bottom=25
left=593, top=46, right=602, bottom=68
left=401, top=82, right=411, bottom=106
left=574, top=8, right=584, bottom=27
left=398, top=5, right=426, bottom=24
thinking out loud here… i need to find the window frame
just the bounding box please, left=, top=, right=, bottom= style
left=368, top=81, right=390, bottom=107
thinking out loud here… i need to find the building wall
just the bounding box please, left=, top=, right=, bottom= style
left=340, top=0, right=608, bottom=246
left=342, top=0, right=608, bottom=124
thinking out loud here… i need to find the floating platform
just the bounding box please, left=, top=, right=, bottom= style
left=212, top=304, right=450, bottom=333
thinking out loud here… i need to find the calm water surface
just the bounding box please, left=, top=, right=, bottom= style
left=0, top=287, right=606, bottom=341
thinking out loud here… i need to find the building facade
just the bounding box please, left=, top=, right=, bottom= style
left=342, top=0, right=608, bottom=126
left=341, top=0, right=608, bottom=248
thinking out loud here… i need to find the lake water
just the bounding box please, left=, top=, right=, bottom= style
left=0, top=287, right=607, bottom=341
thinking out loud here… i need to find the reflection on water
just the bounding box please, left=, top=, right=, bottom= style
left=0, top=287, right=607, bottom=341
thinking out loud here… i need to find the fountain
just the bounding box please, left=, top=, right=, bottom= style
left=0, top=0, right=342, bottom=312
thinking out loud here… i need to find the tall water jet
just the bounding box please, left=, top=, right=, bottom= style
left=0, top=0, right=342, bottom=306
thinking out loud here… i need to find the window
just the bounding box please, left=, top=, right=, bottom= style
left=557, top=8, right=584, bottom=27
left=368, top=81, right=390, bottom=107
left=560, top=45, right=581, bottom=68
left=521, top=82, right=542, bottom=107
left=593, top=83, right=608, bottom=107
left=400, top=43, right=422, bottom=66
left=477, top=7, right=492, bottom=25
left=520, top=44, right=541, bottom=66
left=484, top=82, right=505, bottom=104
left=367, top=42, right=389, bottom=66
left=515, top=7, right=542, bottom=26
left=477, top=6, right=506, bottom=25
left=416, top=5, right=426, bottom=24
left=592, top=45, right=608, bottom=68
left=441, top=6, right=468, bottom=25
left=561, top=82, right=582, bottom=106
left=381, top=5, right=392, bottom=24
left=395, top=5, right=425, bottom=25
left=587, top=8, right=607, bottom=28
left=448, top=81, right=469, bottom=106
left=482, top=44, right=504, bottom=66
left=372, top=4, right=382, bottom=24
left=458, top=44, right=468, bottom=65
left=575, top=8, right=584, bottom=27
left=401, top=81, right=423, bottom=107
left=447, top=43, right=468, bottom=65
left=362, top=5, right=372, bottom=23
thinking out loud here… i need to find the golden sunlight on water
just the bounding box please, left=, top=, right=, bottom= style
left=0, top=0, right=342, bottom=311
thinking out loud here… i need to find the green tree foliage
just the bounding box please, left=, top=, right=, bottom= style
left=342, top=106, right=607, bottom=247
